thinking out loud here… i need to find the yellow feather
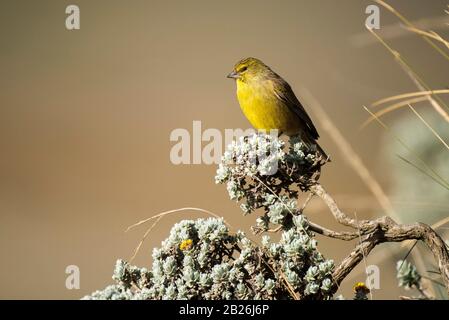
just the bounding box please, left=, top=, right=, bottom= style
left=228, top=57, right=329, bottom=160
left=236, top=78, right=300, bottom=134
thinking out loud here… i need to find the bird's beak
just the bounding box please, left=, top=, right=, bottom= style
left=227, top=70, right=240, bottom=79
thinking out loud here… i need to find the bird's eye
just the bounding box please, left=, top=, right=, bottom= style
left=239, top=66, right=248, bottom=73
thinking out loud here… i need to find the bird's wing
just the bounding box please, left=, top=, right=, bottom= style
left=272, top=78, right=320, bottom=139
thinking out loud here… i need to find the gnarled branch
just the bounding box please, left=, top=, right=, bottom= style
left=309, top=183, right=449, bottom=295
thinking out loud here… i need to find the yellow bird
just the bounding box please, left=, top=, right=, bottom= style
left=227, top=57, right=329, bottom=161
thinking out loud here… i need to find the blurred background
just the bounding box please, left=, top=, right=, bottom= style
left=0, top=0, right=448, bottom=299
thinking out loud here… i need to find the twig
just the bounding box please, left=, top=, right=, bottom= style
left=355, top=211, right=373, bottom=300
left=129, top=215, right=163, bottom=263
left=126, top=207, right=231, bottom=232
left=308, top=221, right=359, bottom=241
left=127, top=207, right=233, bottom=262
left=299, top=193, right=314, bottom=213
left=310, top=184, right=371, bottom=229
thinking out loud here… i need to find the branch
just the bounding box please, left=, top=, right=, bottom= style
left=310, top=184, right=374, bottom=232
left=308, top=221, right=359, bottom=241
left=309, top=183, right=449, bottom=295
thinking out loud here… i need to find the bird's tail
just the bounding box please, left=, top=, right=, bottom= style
left=316, top=141, right=331, bottom=163
left=300, top=132, right=331, bottom=163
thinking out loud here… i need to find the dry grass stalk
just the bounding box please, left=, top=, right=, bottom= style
left=361, top=96, right=428, bottom=128
left=405, top=26, right=449, bottom=51
left=127, top=207, right=232, bottom=261
left=300, top=89, right=397, bottom=218
left=374, top=0, right=449, bottom=61
left=368, top=28, right=449, bottom=123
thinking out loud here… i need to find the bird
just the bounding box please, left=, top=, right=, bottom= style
left=227, top=57, right=329, bottom=162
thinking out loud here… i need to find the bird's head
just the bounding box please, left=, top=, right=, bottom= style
left=227, top=57, right=271, bottom=83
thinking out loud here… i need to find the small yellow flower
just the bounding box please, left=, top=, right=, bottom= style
left=353, top=282, right=370, bottom=294
left=179, top=239, right=193, bottom=251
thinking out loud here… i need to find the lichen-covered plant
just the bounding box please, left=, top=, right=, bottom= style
left=84, top=133, right=449, bottom=300
left=84, top=133, right=335, bottom=300
left=84, top=216, right=334, bottom=300
left=215, top=133, right=324, bottom=234
left=396, top=260, right=422, bottom=290
left=395, top=259, right=433, bottom=300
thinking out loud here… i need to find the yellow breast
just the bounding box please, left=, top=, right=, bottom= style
left=236, top=79, right=300, bottom=134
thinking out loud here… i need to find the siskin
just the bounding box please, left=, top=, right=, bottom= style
left=227, top=57, right=329, bottom=161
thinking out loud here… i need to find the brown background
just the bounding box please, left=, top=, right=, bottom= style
left=0, top=0, right=448, bottom=299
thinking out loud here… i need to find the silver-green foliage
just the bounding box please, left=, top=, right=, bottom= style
left=396, top=260, right=421, bottom=289
left=84, top=134, right=334, bottom=300
left=84, top=216, right=334, bottom=300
